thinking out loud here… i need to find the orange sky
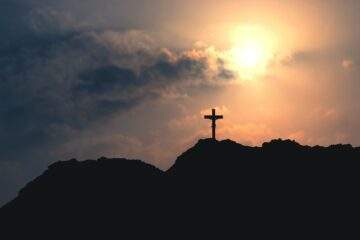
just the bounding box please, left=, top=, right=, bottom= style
left=44, top=0, right=360, bottom=169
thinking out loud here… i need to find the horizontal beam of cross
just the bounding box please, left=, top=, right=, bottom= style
left=204, top=115, right=223, bottom=120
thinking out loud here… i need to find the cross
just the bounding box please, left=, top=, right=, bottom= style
left=204, top=108, right=223, bottom=140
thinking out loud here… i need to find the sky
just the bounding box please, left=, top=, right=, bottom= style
left=1, top=0, right=360, bottom=205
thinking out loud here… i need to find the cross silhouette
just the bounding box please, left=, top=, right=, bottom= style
left=204, top=108, right=223, bottom=140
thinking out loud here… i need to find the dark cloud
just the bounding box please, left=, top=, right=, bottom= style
left=0, top=1, right=33, bottom=48
left=78, top=66, right=139, bottom=93
left=216, top=59, right=235, bottom=80
left=0, top=29, right=213, bottom=162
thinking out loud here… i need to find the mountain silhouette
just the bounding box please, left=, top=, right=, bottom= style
left=1, top=138, right=360, bottom=238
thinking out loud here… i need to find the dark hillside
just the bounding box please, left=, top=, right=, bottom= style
left=1, top=139, right=360, bottom=238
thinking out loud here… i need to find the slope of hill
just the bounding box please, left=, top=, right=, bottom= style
left=1, top=138, right=360, bottom=238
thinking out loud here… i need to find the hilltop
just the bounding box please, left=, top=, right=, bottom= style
left=1, top=138, right=360, bottom=238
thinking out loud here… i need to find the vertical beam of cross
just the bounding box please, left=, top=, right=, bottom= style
left=204, top=108, right=224, bottom=140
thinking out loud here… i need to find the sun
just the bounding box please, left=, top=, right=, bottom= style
left=231, top=41, right=264, bottom=68
left=225, top=25, right=276, bottom=79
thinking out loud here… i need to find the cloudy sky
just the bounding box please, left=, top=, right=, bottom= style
left=1, top=0, right=360, bottom=205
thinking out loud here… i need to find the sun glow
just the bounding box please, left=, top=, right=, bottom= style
left=226, top=25, right=277, bottom=79
left=231, top=41, right=264, bottom=68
